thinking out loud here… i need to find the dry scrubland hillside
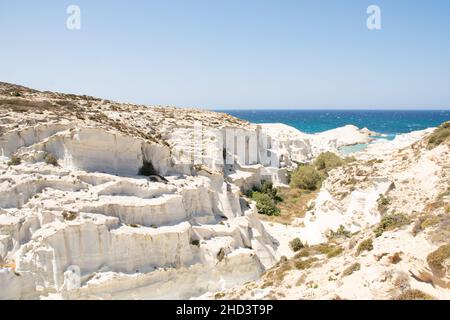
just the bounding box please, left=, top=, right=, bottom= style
left=217, top=122, right=450, bottom=300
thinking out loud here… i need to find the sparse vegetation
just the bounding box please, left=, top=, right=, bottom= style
left=289, top=238, right=304, bottom=252
left=44, top=153, right=58, bottom=166
left=293, top=243, right=343, bottom=259
left=426, top=244, right=450, bottom=276
left=290, top=165, right=323, bottom=190
left=420, top=215, right=441, bottom=229
left=263, top=261, right=294, bottom=285
left=294, top=257, right=318, bottom=270
left=356, top=238, right=373, bottom=256
left=377, top=194, right=392, bottom=213
left=327, top=225, right=352, bottom=240
left=341, top=263, right=360, bottom=277
left=62, top=210, right=78, bottom=221
left=395, top=289, right=435, bottom=300
left=7, top=155, right=21, bottom=166
left=324, top=245, right=344, bottom=258
left=374, top=213, right=411, bottom=237
left=294, top=247, right=311, bottom=258
left=430, top=217, right=450, bottom=244
left=427, top=121, right=450, bottom=149
left=264, top=188, right=318, bottom=224
left=312, top=244, right=344, bottom=258
left=314, top=152, right=344, bottom=172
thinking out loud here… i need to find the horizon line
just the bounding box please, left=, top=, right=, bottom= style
left=213, top=108, right=450, bottom=111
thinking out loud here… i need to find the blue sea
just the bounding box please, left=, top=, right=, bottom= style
left=220, top=110, right=450, bottom=154
left=221, top=110, right=449, bottom=137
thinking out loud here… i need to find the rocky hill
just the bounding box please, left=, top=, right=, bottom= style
left=1, top=82, right=446, bottom=300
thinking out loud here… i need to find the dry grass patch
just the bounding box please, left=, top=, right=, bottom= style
left=294, top=243, right=344, bottom=259
left=0, top=261, right=16, bottom=271
left=395, top=289, right=435, bottom=300
left=294, top=257, right=318, bottom=270
left=356, top=238, right=373, bottom=256
left=44, top=153, right=58, bottom=166
left=327, top=225, right=352, bottom=241
left=341, top=263, right=360, bottom=277
left=260, top=188, right=318, bottom=224
left=62, top=210, right=78, bottom=221
left=425, top=189, right=450, bottom=214
left=377, top=194, right=392, bottom=214
left=427, top=121, right=450, bottom=149
left=427, top=244, right=450, bottom=276
left=262, top=261, right=295, bottom=286
left=7, top=155, right=21, bottom=166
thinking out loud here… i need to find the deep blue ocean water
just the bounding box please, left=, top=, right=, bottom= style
left=221, top=110, right=450, bottom=139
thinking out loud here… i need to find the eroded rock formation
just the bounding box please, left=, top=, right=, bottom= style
left=0, top=82, right=373, bottom=299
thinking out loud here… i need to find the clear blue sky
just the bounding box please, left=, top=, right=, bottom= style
left=1, top=0, right=449, bottom=109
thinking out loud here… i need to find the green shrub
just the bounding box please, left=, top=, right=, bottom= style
left=428, top=121, right=450, bottom=149
left=290, top=165, right=323, bottom=190
left=426, top=244, right=450, bottom=275
left=260, top=181, right=283, bottom=203
left=356, top=238, right=373, bottom=256
left=44, top=153, right=58, bottom=166
left=7, top=155, right=21, bottom=166
left=138, top=160, right=157, bottom=176
left=314, top=152, right=344, bottom=171
left=374, top=213, right=411, bottom=237
left=396, top=289, right=435, bottom=300
left=289, top=238, right=304, bottom=252
left=252, top=192, right=280, bottom=216
left=247, top=181, right=283, bottom=203
left=341, top=263, right=360, bottom=277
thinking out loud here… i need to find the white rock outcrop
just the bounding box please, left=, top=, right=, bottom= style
left=0, top=82, right=375, bottom=300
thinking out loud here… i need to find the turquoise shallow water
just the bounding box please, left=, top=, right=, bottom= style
left=220, top=110, right=450, bottom=136
left=338, top=143, right=370, bottom=154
